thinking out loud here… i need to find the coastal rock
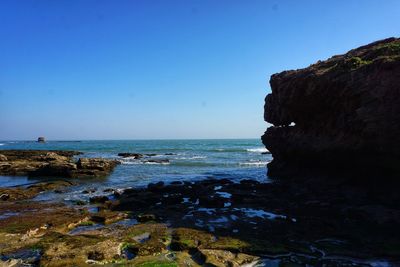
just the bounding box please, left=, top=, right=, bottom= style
left=0, top=154, right=7, bottom=161
left=29, top=162, right=78, bottom=177
left=197, top=249, right=259, bottom=267
left=77, top=158, right=119, bottom=171
left=262, top=37, right=400, bottom=177
left=89, top=195, right=109, bottom=204
left=35, top=152, right=69, bottom=162
left=0, top=181, right=75, bottom=201
left=0, top=193, right=10, bottom=201
left=0, top=150, right=119, bottom=178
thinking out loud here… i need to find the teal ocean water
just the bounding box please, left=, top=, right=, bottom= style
left=0, top=139, right=270, bottom=201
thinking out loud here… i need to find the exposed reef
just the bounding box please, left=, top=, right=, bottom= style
left=0, top=150, right=119, bottom=178
left=262, top=37, right=400, bottom=178
left=1, top=178, right=399, bottom=266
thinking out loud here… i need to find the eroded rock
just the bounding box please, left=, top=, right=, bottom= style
left=262, top=37, right=400, bottom=178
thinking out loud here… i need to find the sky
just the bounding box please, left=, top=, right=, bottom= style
left=0, top=0, right=399, bottom=140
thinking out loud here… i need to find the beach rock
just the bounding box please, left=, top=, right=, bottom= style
left=82, top=188, right=97, bottom=194
left=0, top=181, right=75, bottom=201
left=137, top=214, right=157, bottom=222
left=29, top=162, right=77, bottom=177
left=0, top=150, right=120, bottom=178
left=197, top=249, right=259, bottom=267
left=118, top=153, right=143, bottom=159
left=0, top=193, right=10, bottom=201
left=89, top=196, right=109, bottom=204
left=147, top=181, right=165, bottom=192
left=262, top=37, right=400, bottom=178
left=0, top=154, right=7, bottom=161
left=35, top=152, right=69, bottom=162
left=0, top=150, right=80, bottom=176
left=77, top=158, right=119, bottom=171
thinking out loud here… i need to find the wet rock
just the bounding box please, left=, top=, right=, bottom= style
left=0, top=150, right=119, bottom=178
left=120, top=245, right=138, bottom=260
left=29, top=162, right=77, bottom=177
left=0, top=193, right=10, bottom=201
left=90, top=215, right=106, bottom=224
left=0, top=154, right=8, bottom=161
left=0, top=248, right=42, bottom=266
left=103, top=188, right=115, bottom=193
left=89, top=196, right=109, bottom=204
left=74, top=200, right=86, bottom=206
left=0, top=150, right=80, bottom=176
left=199, top=195, right=226, bottom=208
left=77, top=158, right=119, bottom=171
left=198, top=249, right=259, bottom=267
left=118, top=153, right=143, bottom=159
left=147, top=181, right=165, bottom=192
left=0, top=181, right=75, bottom=201
left=35, top=152, right=69, bottom=162
left=53, top=189, right=65, bottom=194
left=262, top=37, right=400, bottom=178
left=82, top=188, right=96, bottom=194
left=87, top=251, right=104, bottom=261
left=162, top=193, right=182, bottom=205
left=137, top=214, right=156, bottom=223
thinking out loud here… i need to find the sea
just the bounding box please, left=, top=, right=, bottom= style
left=0, top=139, right=271, bottom=202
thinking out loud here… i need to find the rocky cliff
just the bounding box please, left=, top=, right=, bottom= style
left=262, top=37, right=400, bottom=178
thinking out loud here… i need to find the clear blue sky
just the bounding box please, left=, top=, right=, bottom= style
left=0, top=0, right=399, bottom=140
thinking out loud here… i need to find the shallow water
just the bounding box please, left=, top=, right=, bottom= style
left=0, top=139, right=271, bottom=201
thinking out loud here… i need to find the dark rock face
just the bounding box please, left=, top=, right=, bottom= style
left=262, top=37, right=400, bottom=177
left=0, top=150, right=119, bottom=178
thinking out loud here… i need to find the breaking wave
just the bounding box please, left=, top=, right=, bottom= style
left=246, top=147, right=269, bottom=153
left=239, top=161, right=269, bottom=166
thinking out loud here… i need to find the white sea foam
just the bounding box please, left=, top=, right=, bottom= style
left=246, top=147, right=269, bottom=153
left=144, top=161, right=170, bottom=165
left=0, top=143, right=4, bottom=146
left=120, top=160, right=170, bottom=165
left=239, top=161, right=269, bottom=166
left=176, top=156, right=206, bottom=160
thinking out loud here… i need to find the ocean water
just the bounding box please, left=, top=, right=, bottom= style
left=0, top=139, right=271, bottom=201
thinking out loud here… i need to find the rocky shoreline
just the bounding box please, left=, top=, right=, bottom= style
left=0, top=169, right=399, bottom=266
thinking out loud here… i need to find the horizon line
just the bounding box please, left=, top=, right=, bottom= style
left=0, top=137, right=262, bottom=142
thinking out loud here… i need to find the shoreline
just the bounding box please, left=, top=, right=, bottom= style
left=0, top=150, right=399, bottom=266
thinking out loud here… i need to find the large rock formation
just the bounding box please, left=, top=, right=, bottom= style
left=262, top=37, right=400, bottom=178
